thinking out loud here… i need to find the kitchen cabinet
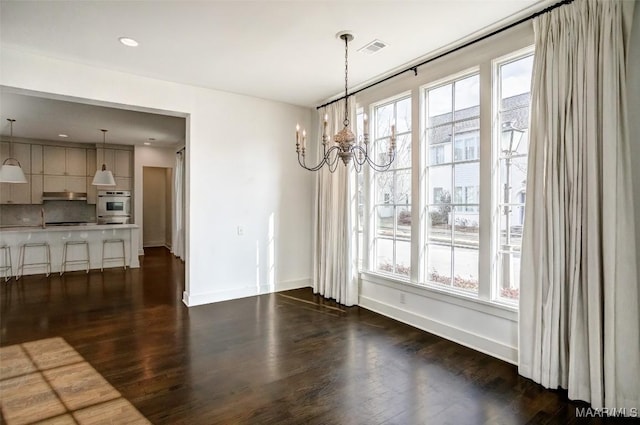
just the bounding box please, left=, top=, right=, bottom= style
left=115, top=177, right=132, bottom=191
left=96, top=148, right=115, bottom=174
left=43, top=146, right=66, bottom=175
left=31, top=175, right=43, bottom=204
left=1, top=142, right=31, bottom=174
left=66, top=148, right=86, bottom=176
left=31, top=145, right=44, bottom=174
left=44, top=146, right=86, bottom=176
left=86, top=177, right=97, bottom=204
left=114, top=150, right=132, bottom=177
left=0, top=176, right=32, bottom=204
left=96, top=148, right=132, bottom=178
left=43, top=175, right=86, bottom=193
left=86, top=148, right=96, bottom=176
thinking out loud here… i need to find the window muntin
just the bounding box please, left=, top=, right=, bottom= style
left=495, top=52, right=534, bottom=303
left=424, top=73, right=480, bottom=294
left=372, top=95, right=412, bottom=277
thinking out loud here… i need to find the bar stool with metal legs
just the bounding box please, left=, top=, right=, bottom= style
left=101, top=239, right=127, bottom=271
left=17, top=242, right=51, bottom=279
left=0, top=245, right=13, bottom=282
left=60, top=240, right=90, bottom=275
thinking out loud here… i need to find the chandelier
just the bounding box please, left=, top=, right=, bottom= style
left=296, top=31, right=396, bottom=172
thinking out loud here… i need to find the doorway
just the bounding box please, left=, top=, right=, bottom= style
left=143, top=166, right=173, bottom=249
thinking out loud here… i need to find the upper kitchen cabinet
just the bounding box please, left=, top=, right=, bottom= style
left=43, top=146, right=65, bottom=175
left=44, top=146, right=86, bottom=176
left=86, top=148, right=96, bottom=177
left=114, top=150, right=132, bottom=177
left=1, top=142, right=31, bottom=174
left=66, top=148, right=86, bottom=176
left=96, top=148, right=115, bottom=174
left=0, top=175, right=32, bottom=204
left=31, top=145, right=44, bottom=174
left=44, top=175, right=86, bottom=193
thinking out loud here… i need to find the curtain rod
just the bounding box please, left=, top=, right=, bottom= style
left=316, top=0, right=573, bottom=110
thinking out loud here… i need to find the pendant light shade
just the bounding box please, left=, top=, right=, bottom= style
left=0, top=119, right=28, bottom=183
left=92, top=129, right=116, bottom=186
left=0, top=163, right=28, bottom=183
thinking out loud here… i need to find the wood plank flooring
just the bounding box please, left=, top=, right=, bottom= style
left=0, top=247, right=622, bottom=424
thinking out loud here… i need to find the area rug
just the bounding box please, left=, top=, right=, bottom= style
left=0, top=337, right=150, bottom=424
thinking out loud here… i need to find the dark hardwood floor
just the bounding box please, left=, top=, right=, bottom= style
left=0, top=247, right=621, bottom=424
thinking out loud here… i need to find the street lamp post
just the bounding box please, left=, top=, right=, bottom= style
left=500, top=121, right=524, bottom=292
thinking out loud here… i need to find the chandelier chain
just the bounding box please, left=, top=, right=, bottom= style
left=343, top=35, right=349, bottom=127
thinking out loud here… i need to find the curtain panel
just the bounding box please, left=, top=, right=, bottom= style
left=172, top=150, right=185, bottom=261
left=519, top=0, right=639, bottom=411
left=312, top=99, right=359, bottom=306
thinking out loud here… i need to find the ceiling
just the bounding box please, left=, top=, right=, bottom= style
left=0, top=90, right=186, bottom=147
left=0, top=0, right=551, bottom=144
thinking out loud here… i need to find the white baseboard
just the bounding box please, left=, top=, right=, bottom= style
left=138, top=249, right=145, bottom=256
left=182, top=278, right=312, bottom=307
left=359, top=295, right=518, bottom=364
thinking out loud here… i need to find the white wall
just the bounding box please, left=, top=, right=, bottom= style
left=1, top=46, right=314, bottom=306
left=134, top=145, right=175, bottom=254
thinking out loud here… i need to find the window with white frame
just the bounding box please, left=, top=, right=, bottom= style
left=423, top=73, right=480, bottom=293
left=372, top=95, right=412, bottom=277
left=495, top=51, right=534, bottom=303
left=361, top=44, right=534, bottom=309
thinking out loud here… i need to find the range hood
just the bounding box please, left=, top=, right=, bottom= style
left=42, top=192, right=88, bottom=201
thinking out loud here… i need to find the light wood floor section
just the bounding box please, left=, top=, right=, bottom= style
left=0, top=337, right=150, bottom=425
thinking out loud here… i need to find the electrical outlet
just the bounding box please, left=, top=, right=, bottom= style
left=399, top=292, right=406, bottom=304
left=237, top=226, right=245, bottom=236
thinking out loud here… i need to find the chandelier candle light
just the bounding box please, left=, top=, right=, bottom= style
left=296, top=31, right=396, bottom=172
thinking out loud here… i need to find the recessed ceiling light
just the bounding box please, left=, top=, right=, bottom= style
left=58, top=134, right=69, bottom=138
left=144, top=142, right=151, bottom=146
left=119, top=37, right=139, bottom=47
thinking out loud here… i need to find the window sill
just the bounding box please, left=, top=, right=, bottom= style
left=359, top=271, right=518, bottom=321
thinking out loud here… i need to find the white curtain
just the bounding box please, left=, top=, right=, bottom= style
left=519, top=0, right=639, bottom=411
left=312, top=99, right=359, bottom=306
left=171, top=150, right=185, bottom=261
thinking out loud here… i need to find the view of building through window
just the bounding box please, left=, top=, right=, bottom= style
left=424, top=73, right=480, bottom=293
left=372, top=96, right=412, bottom=277
left=362, top=47, right=533, bottom=307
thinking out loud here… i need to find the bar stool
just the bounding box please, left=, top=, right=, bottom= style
left=17, top=242, right=51, bottom=279
left=0, top=245, right=12, bottom=282
left=60, top=240, right=90, bottom=275
left=101, top=239, right=127, bottom=271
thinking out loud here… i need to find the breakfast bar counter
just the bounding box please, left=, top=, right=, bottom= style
left=0, top=224, right=140, bottom=277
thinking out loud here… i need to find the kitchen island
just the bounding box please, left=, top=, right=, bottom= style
left=0, top=224, right=140, bottom=277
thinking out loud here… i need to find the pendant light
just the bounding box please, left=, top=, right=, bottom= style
left=92, top=129, right=116, bottom=186
left=0, top=119, right=28, bottom=183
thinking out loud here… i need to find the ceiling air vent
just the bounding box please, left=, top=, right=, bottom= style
left=358, top=39, right=387, bottom=55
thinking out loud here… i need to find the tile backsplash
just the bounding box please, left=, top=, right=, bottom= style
left=0, top=202, right=97, bottom=226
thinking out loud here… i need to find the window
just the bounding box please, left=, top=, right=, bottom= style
left=360, top=43, right=534, bottom=309
left=495, top=52, right=534, bottom=303
left=423, top=73, right=480, bottom=293
left=372, top=95, right=412, bottom=277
